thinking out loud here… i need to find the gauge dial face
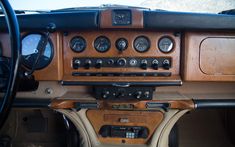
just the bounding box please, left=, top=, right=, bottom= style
left=94, top=36, right=111, bottom=53
left=158, top=37, right=174, bottom=53
left=21, top=34, right=54, bottom=69
left=134, top=36, right=150, bottom=53
left=70, top=36, right=86, bottom=52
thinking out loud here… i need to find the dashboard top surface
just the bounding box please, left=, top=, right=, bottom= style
left=0, top=8, right=235, bottom=31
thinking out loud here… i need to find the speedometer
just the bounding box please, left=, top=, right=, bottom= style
left=21, top=33, right=54, bottom=70
left=134, top=36, right=150, bottom=53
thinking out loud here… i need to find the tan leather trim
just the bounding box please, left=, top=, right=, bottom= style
left=157, top=110, right=189, bottom=147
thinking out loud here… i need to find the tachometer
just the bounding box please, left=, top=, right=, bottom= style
left=94, top=36, right=111, bottom=53
left=21, top=33, right=54, bottom=70
left=134, top=36, right=150, bottom=53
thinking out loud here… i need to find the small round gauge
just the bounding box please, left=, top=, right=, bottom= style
left=21, top=33, right=54, bottom=70
left=70, top=36, right=86, bottom=53
left=115, top=38, right=128, bottom=52
left=94, top=36, right=111, bottom=53
left=158, top=37, right=174, bottom=53
left=134, top=36, right=150, bottom=53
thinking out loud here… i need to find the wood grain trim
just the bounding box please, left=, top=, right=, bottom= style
left=86, top=110, right=163, bottom=144
left=63, top=75, right=182, bottom=82
left=183, top=32, right=235, bottom=81
left=34, top=33, right=63, bottom=80
left=49, top=99, right=195, bottom=110
left=100, top=9, right=143, bottom=29
left=200, top=37, right=235, bottom=75
left=63, top=31, right=180, bottom=82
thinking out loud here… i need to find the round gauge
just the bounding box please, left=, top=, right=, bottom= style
left=134, top=36, right=150, bottom=53
left=158, top=37, right=174, bottom=53
left=70, top=36, right=86, bottom=53
left=94, top=36, right=111, bottom=53
left=21, top=33, right=54, bottom=70
left=115, top=38, right=128, bottom=52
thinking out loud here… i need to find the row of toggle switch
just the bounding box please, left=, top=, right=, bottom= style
left=72, top=57, right=171, bottom=70
left=94, top=86, right=154, bottom=100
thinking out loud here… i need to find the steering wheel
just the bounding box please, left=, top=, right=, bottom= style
left=0, top=0, right=20, bottom=128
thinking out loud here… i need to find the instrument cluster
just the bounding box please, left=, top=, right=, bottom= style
left=69, top=35, right=174, bottom=54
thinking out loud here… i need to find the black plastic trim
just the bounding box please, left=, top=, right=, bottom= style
left=0, top=11, right=235, bottom=31
left=0, top=11, right=99, bottom=31
left=61, top=81, right=182, bottom=86
left=12, top=98, right=50, bottom=108
left=144, top=11, right=235, bottom=30
left=194, top=99, right=235, bottom=109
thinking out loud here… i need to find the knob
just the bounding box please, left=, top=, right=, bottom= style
left=116, top=89, right=125, bottom=98
left=116, top=38, right=128, bottom=52
left=144, top=91, right=150, bottom=99
left=162, top=59, right=170, bottom=70
left=135, top=91, right=142, bottom=99
left=107, top=59, right=114, bottom=65
left=102, top=91, right=110, bottom=99
left=152, top=59, right=159, bottom=70
left=95, top=59, right=102, bottom=69
left=117, top=58, right=126, bottom=67
left=129, top=59, right=137, bottom=66
left=73, top=59, right=80, bottom=69
left=140, top=59, right=148, bottom=70
left=84, top=59, right=92, bottom=69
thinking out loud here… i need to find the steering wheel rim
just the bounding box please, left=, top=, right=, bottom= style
left=0, top=0, right=20, bottom=128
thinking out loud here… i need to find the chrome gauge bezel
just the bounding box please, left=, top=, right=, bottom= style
left=94, top=36, right=111, bottom=53
left=21, top=33, right=54, bottom=70
left=158, top=36, right=174, bottom=53
left=70, top=36, right=87, bottom=53
left=133, top=36, right=151, bottom=53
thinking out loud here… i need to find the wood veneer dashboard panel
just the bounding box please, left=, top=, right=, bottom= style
left=63, top=30, right=181, bottom=82
left=183, top=32, right=235, bottom=81
left=86, top=110, right=164, bottom=144
left=100, top=9, right=143, bottom=29
left=33, top=33, right=63, bottom=81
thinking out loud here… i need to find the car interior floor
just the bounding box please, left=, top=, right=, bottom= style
left=0, top=109, right=69, bottom=147
left=177, top=109, right=235, bottom=147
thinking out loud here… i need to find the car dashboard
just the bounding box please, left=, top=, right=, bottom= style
left=0, top=8, right=235, bottom=146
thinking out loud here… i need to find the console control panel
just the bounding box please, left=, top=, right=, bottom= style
left=99, top=125, right=149, bottom=139
left=94, top=86, right=154, bottom=100
left=63, top=31, right=180, bottom=84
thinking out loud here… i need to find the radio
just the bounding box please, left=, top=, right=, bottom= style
left=99, top=125, right=149, bottom=139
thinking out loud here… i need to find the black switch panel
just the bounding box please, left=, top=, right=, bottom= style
left=72, top=57, right=172, bottom=69
left=99, top=125, right=149, bottom=139
left=94, top=86, right=154, bottom=100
